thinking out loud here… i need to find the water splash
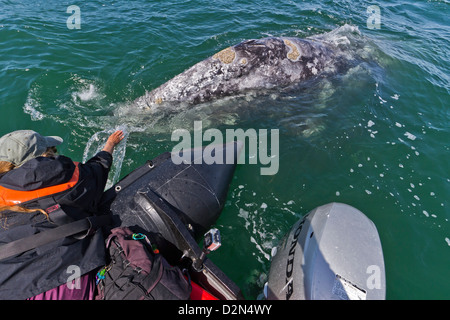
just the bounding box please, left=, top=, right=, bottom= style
left=23, top=86, right=45, bottom=121
left=82, top=124, right=129, bottom=190
left=72, top=83, right=102, bottom=102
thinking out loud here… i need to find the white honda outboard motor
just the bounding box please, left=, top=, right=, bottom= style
left=265, top=203, right=386, bottom=300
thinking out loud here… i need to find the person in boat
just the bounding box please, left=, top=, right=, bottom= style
left=0, top=129, right=124, bottom=300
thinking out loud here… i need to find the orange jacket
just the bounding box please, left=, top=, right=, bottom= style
left=0, top=162, right=80, bottom=206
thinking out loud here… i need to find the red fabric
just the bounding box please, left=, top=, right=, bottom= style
left=189, top=279, right=218, bottom=300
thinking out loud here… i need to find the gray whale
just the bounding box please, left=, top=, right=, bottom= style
left=135, top=33, right=351, bottom=109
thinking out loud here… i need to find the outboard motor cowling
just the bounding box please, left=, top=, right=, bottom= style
left=266, top=202, right=386, bottom=300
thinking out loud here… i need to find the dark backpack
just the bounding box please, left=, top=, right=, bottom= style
left=96, top=227, right=191, bottom=300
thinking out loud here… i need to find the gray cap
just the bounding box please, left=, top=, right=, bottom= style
left=0, top=130, right=63, bottom=166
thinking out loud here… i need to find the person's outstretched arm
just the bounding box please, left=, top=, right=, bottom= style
left=102, top=130, right=125, bottom=155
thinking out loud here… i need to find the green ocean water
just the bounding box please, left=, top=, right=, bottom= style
left=0, top=0, right=448, bottom=299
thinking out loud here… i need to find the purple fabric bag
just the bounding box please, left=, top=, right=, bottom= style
left=96, top=227, right=191, bottom=300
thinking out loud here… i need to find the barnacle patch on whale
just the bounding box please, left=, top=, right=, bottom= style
left=283, top=39, right=300, bottom=61
left=213, top=47, right=236, bottom=64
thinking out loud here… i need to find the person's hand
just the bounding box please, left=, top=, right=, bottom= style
left=102, top=130, right=125, bottom=154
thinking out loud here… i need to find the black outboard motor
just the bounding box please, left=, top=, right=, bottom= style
left=265, top=203, right=386, bottom=300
